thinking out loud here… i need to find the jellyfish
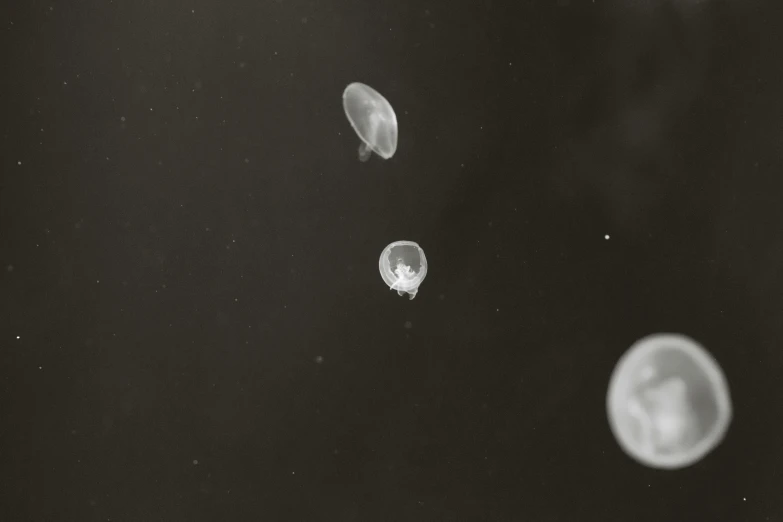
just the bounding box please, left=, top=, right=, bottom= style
left=342, top=82, right=398, bottom=162
left=379, top=241, right=427, bottom=299
left=606, top=333, right=732, bottom=470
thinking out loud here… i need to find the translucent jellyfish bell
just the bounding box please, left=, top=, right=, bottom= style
left=606, top=333, right=732, bottom=470
left=379, top=241, right=427, bottom=299
left=342, top=82, right=398, bottom=162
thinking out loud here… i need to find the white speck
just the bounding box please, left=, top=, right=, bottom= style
left=120, top=116, right=125, bottom=122
left=63, top=81, right=67, bottom=85
left=96, top=280, right=100, bottom=283
left=191, top=9, right=195, bottom=13
left=149, top=107, right=153, bottom=111
left=314, top=355, right=324, bottom=364
left=17, top=161, right=21, bottom=165
left=604, top=234, right=610, bottom=240
left=193, top=459, right=198, bottom=465
left=16, top=335, right=20, bottom=339
left=39, top=366, right=42, bottom=370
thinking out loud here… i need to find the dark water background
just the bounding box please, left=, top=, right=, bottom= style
left=1, top=0, right=781, bottom=520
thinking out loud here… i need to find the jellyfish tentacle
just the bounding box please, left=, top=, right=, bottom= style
left=358, top=142, right=372, bottom=162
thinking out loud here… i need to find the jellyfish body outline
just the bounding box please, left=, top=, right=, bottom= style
left=378, top=240, right=427, bottom=299
left=606, top=333, right=732, bottom=470
left=343, top=82, right=398, bottom=161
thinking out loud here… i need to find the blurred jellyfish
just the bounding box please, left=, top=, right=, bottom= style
left=342, top=82, right=398, bottom=162
left=379, top=241, right=427, bottom=299
left=606, top=333, right=732, bottom=469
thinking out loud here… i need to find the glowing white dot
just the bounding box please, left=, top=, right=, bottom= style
left=120, top=116, right=126, bottom=122
left=17, top=161, right=21, bottom=165
left=604, top=234, right=610, bottom=240
left=192, top=459, right=198, bottom=465
left=16, top=335, right=20, bottom=339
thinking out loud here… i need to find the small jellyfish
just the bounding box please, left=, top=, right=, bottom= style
left=606, top=333, right=732, bottom=470
left=379, top=241, right=427, bottom=299
left=342, top=82, right=398, bottom=162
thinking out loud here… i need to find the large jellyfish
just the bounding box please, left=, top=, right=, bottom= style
left=606, top=333, right=733, bottom=469
left=342, top=82, right=398, bottom=162
left=379, top=241, right=427, bottom=299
